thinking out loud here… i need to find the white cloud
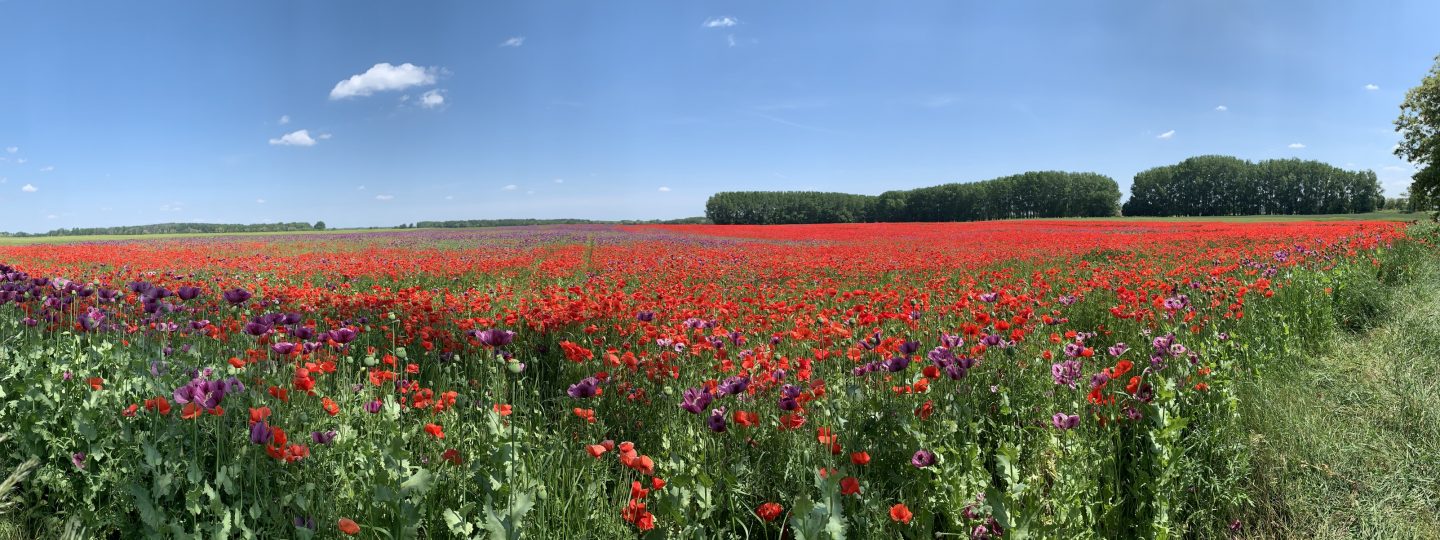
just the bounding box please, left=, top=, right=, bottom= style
left=503, top=184, right=518, bottom=191
left=420, top=89, right=445, bottom=109
left=357, top=185, right=366, bottom=190
left=21, top=183, right=37, bottom=193
left=39, top=166, right=54, bottom=172
left=445, top=195, right=454, bottom=200
left=1215, top=105, right=1228, bottom=112
left=15, top=158, right=25, bottom=164
left=317, top=133, right=332, bottom=140
left=375, top=194, right=394, bottom=201
left=46, top=214, right=57, bottom=220
left=278, top=115, right=290, bottom=125
left=703, top=16, right=738, bottom=28
left=727, top=34, right=737, bottom=47
left=4, top=146, right=16, bottom=153
left=500, top=37, right=525, bottom=47
left=1156, top=130, right=1175, bottom=140
left=256, top=198, right=266, bottom=204
left=329, top=63, right=440, bottom=100
left=1288, top=143, right=1306, bottom=149
left=160, top=203, right=182, bottom=212
left=526, top=190, right=535, bottom=195
left=269, top=129, right=318, bottom=147
left=1382, top=165, right=1410, bottom=172
left=658, top=186, right=672, bottom=192
left=1365, top=84, right=1379, bottom=91
left=554, top=178, right=564, bottom=184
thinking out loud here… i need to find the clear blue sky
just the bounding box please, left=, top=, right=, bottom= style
left=1, top=1, right=1436, bottom=231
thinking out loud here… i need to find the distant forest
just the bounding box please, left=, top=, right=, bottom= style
left=0, top=222, right=326, bottom=237
left=706, top=157, right=1392, bottom=225
left=1123, top=156, right=1383, bottom=216
left=412, top=217, right=709, bottom=228
left=706, top=171, right=1122, bottom=225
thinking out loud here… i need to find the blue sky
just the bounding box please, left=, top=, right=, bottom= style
left=1, top=1, right=1436, bottom=231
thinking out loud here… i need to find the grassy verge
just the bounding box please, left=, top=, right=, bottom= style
left=1241, top=233, right=1440, bottom=538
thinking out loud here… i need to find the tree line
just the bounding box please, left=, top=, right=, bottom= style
left=1122, top=156, right=1382, bottom=216
left=411, top=217, right=709, bottom=228
left=0, top=222, right=326, bottom=237
left=705, top=171, right=1122, bottom=225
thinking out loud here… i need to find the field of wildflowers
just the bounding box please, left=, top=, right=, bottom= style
left=0, top=220, right=1428, bottom=539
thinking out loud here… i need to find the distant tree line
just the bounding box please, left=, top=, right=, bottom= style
left=1122, top=156, right=1383, bottom=216
left=411, top=217, right=710, bottom=228
left=0, top=222, right=325, bottom=237
left=705, top=171, right=1122, bottom=225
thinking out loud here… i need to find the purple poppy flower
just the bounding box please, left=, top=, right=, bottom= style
left=567, top=377, right=599, bottom=399
left=176, top=286, right=201, bottom=301
left=706, top=407, right=728, bottom=433
left=1051, top=412, right=1081, bottom=430
left=881, top=356, right=911, bottom=372
left=290, top=327, right=315, bottom=341
left=222, top=288, right=252, bottom=305
left=249, top=421, right=272, bottom=444
left=475, top=329, right=516, bottom=348
left=898, top=340, right=920, bottom=356
left=1108, top=343, right=1129, bottom=357
left=635, top=311, right=655, bottom=322
left=294, top=516, right=316, bottom=530
left=717, top=376, right=750, bottom=396
left=365, top=399, right=383, bottom=414
left=911, top=449, right=936, bottom=468
left=1051, top=360, right=1082, bottom=389
left=979, top=292, right=999, bottom=302
left=71, top=452, right=86, bottom=470
left=310, top=430, right=338, bottom=445
left=328, top=327, right=358, bottom=344
left=243, top=321, right=271, bottom=337
left=271, top=342, right=297, bottom=355
left=224, top=377, right=245, bottom=394
left=679, top=387, right=713, bottom=414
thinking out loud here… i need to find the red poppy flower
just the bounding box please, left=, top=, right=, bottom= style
left=841, top=477, right=860, bottom=496
left=321, top=397, right=339, bottom=416
left=756, top=502, right=783, bottom=522
left=585, top=444, right=607, bottom=458
left=493, top=403, right=513, bottom=416
left=338, top=518, right=360, bottom=535
left=850, top=451, right=871, bottom=466
left=424, top=423, right=444, bottom=439
left=889, top=503, right=913, bottom=524
left=87, top=377, right=104, bottom=391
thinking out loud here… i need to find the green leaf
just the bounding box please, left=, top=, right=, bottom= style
left=401, top=467, right=434, bottom=496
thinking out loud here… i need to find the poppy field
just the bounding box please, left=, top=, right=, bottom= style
left=0, top=220, right=1429, bottom=539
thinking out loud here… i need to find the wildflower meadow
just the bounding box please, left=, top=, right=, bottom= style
left=0, top=220, right=1434, bottom=539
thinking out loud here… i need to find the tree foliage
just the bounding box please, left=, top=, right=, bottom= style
left=415, top=217, right=709, bottom=228
left=1396, top=54, right=1440, bottom=212
left=1122, top=156, right=1382, bottom=216
left=0, top=222, right=324, bottom=238
left=705, top=171, right=1121, bottom=225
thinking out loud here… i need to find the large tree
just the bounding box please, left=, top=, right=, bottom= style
left=1396, top=54, right=1440, bottom=213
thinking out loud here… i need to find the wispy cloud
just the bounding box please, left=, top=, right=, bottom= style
left=375, top=194, right=394, bottom=201
left=1288, top=142, right=1306, bottom=149
left=21, top=183, right=37, bottom=193
left=503, top=184, right=518, bottom=191
left=554, top=178, right=564, bottom=184
left=748, top=111, right=844, bottom=134
left=727, top=34, right=737, bottom=47
left=1215, top=105, right=1228, bottom=112
left=420, top=89, right=445, bottom=109
left=330, top=63, right=440, bottom=100
left=256, top=198, right=266, bottom=204
left=39, top=166, right=54, bottom=172
left=658, top=186, right=672, bottom=192
left=278, top=115, right=290, bottom=125
left=1364, top=84, right=1379, bottom=91
left=4, top=147, right=16, bottom=154
left=500, top=37, right=525, bottom=47
left=1156, top=130, right=1175, bottom=140
left=703, top=16, right=738, bottom=28
left=269, top=129, right=319, bottom=147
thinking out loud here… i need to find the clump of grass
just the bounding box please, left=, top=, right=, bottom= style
left=1240, top=243, right=1440, bottom=539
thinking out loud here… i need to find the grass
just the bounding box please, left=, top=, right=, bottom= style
left=1240, top=239, right=1440, bottom=539
left=0, top=227, right=412, bottom=245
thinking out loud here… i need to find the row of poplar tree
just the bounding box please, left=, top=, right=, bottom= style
left=705, top=171, right=1121, bottom=225
left=704, top=156, right=1384, bottom=224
